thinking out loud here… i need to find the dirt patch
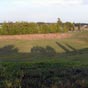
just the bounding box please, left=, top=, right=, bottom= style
left=0, top=33, right=72, bottom=40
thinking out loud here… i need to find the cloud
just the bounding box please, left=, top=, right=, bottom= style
left=11, top=0, right=84, bottom=6
left=83, top=0, right=88, bottom=5
left=33, top=0, right=83, bottom=5
left=2, top=0, right=86, bottom=9
left=0, top=0, right=88, bottom=23
left=26, top=0, right=82, bottom=5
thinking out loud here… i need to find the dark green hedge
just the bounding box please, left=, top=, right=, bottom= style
left=0, top=63, right=88, bottom=88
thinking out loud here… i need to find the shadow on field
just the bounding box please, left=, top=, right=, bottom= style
left=30, top=46, right=56, bottom=58
left=56, top=42, right=88, bottom=57
left=0, top=43, right=88, bottom=61
left=0, top=45, right=57, bottom=61
left=0, top=45, right=18, bottom=55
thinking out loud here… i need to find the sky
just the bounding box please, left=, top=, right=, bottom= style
left=0, top=0, right=88, bottom=23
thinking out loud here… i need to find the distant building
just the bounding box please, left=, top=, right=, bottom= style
left=74, top=23, right=88, bottom=31
left=81, top=25, right=88, bottom=31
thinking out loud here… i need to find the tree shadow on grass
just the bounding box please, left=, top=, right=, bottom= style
left=30, top=46, right=56, bottom=58
left=0, top=45, right=18, bottom=55
left=56, top=42, right=88, bottom=56
left=0, top=43, right=88, bottom=61
left=0, top=45, right=57, bottom=61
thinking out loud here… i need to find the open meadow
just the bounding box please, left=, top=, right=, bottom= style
left=0, top=31, right=88, bottom=65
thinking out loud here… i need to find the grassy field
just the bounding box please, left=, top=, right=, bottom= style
left=0, top=31, right=88, bottom=65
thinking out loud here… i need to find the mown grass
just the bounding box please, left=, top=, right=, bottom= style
left=0, top=31, right=88, bottom=66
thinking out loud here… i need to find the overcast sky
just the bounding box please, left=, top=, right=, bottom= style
left=0, top=0, right=88, bottom=23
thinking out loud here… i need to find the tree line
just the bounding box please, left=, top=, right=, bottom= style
left=0, top=20, right=75, bottom=35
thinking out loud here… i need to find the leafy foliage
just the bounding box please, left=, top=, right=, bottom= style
left=0, top=22, right=74, bottom=35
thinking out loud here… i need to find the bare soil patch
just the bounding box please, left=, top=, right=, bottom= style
left=0, top=33, right=72, bottom=40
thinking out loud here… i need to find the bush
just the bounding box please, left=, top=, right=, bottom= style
left=0, top=63, right=88, bottom=88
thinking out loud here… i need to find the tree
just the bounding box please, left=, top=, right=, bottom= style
left=78, top=23, right=81, bottom=31
left=57, top=18, right=63, bottom=32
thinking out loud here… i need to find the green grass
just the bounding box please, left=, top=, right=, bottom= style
left=0, top=31, right=88, bottom=66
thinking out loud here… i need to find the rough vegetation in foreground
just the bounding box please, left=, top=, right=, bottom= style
left=0, top=63, right=88, bottom=88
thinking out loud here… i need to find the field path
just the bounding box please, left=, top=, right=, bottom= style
left=0, top=33, right=72, bottom=40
